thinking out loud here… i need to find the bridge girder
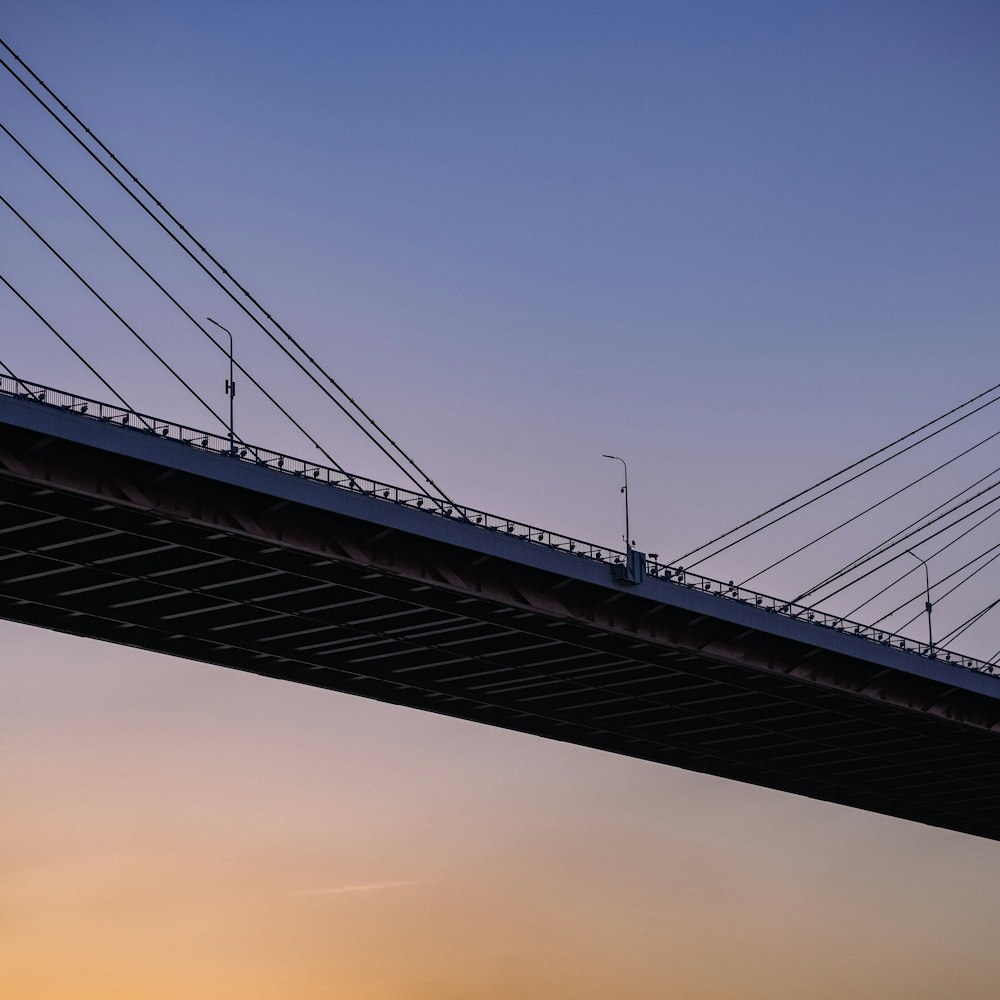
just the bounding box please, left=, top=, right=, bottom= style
left=2, top=398, right=1000, bottom=840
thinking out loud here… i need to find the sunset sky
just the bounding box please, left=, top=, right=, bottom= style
left=2, top=2, right=1000, bottom=997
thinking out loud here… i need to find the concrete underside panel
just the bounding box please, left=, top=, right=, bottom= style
left=2, top=398, right=1000, bottom=841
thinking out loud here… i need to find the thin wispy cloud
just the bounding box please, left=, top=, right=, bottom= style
left=287, top=879, right=429, bottom=897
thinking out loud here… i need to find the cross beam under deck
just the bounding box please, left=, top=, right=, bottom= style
left=1, top=389, right=1000, bottom=840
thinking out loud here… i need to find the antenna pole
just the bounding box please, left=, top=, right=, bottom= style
left=207, top=317, right=235, bottom=451
left=905, top=549, right=934, bottom=651
left=603, top=454, right=630, bottom=551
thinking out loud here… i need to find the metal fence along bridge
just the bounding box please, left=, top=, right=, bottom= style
left=2, top=376, right=1000, bottom=842
left=3, top=374, right=997, bottom=681
left=2, top=34, right=1000, bottom=843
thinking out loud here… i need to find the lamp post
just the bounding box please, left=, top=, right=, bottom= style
left=602, top=454, right=630, bottom=552
left=206, top=317, right=235, bottom=451
left=905, top=548, right=933, bottom=651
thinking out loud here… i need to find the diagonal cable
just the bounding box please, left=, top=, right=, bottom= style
left=847, top=503, right=1000, bottom=621
left=797, top=467, right=1000, bottom=604
left=0, top=190, right=235, bottom=437
left=0, top=38, right=450, bottom=502
left=0, top=270, right=143, bottom=421
left=737, top=427, right=1000, bottom=587
left=936, top=597, right=1000, bottom=648
left=0, top=118, right=352, bottom=478
left=892, top=547, right=1000, bottom=634
left=677, top=392, right=1000, bottom=572
left=799, top=490, right=1000, bottom=608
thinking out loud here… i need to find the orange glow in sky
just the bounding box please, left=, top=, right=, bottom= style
left=4, top=625, right=1000, bottom=999
left=2, top=2, right=999, bottom=996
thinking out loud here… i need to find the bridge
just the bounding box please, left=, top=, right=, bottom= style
left=2, top=375, right=999, bottom=841
left=2, top=33, right=999, bottom=844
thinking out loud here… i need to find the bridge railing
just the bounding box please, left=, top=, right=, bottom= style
left=2, top=374, right=997, bottom=681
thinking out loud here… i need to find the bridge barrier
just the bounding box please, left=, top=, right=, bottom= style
left=2, top=373, right=996, bottom=681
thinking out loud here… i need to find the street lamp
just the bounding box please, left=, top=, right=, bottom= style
left=206, top=317, right=235, bottom=450
left=602, top=454, right=631, bottom=552
left=904, top=548, right=933, bottom=651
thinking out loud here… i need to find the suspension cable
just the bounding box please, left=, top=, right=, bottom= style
left=737, top=425, right=1000, bottom=587
left=0, top=37, right=451, bottom=502
left=797, top=466, right=1000, bottom=603
left=800, top=490, right=1000, bottom=607
left=935, top=597, right=1000, bottom=648
left=0, top=191, right=237, bottom=437
left=871, top=535, right=1000, bottom=626
left=846, top=502, right=1000, bottom=620
left=0, top=118, right=352, bottom=478
left=675, top=390, right=1000, bottom=571
left=0, top=355, right=44, bottom=400
left=893, top=546, right=1000, bottom=633
left=0, top=271, right=143, bottom=419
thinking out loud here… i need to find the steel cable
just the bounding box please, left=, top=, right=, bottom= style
left=797, top=467, right=1000, bottom=603
left=0, top=271, right=145, bottom=423
left=0, top=190, right=236, bottom=439
left=737, top=426, right=1000, bottom=588
left=0, top=355, right=44, bottom=400
left=0, top=119, right=353, bottom=478
left=674, top=391, right=1000, bottom=571
left=935, top=597, right=1000, bottom=648
left=798, top=490, right=1000, bottom=607
left=0, top=37, right=450, bottom=502
left=846, top=502, right=1000, bottom=621
left=892, top=547, right=1000, bottom=633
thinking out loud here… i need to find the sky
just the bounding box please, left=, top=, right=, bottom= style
left=1, top=2, right=999, bottom=997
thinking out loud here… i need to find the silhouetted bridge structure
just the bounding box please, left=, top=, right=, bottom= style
left=3, top=376, right=1000, bottom=841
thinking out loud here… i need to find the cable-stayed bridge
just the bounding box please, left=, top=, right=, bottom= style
left=2, top=376, right=1000, bottom=841
left=2, top=34, right=1000, bottom=842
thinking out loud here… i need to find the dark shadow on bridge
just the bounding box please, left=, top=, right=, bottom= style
left=2, top=381, right=1000, bottom=841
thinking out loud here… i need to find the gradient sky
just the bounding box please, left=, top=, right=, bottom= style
left=2, top=2, right=1000, bottom=997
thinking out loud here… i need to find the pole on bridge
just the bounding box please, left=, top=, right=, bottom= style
left=905, top=548, right=934, bottom=652
left=207, top=318, right=236, bottom=452
left=603, top=454, right=631, bottom=552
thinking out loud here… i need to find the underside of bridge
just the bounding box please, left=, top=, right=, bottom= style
left=2, top=394, right=1000, bottom=841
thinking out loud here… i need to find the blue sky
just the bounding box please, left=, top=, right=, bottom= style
left=2, top=4, right=999, bottom=995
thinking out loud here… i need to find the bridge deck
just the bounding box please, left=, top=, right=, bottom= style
left=2, top=384, right=1000, bottom=840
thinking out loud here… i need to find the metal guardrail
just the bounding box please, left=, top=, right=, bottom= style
left=2, top=373, right=998, bottom=681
